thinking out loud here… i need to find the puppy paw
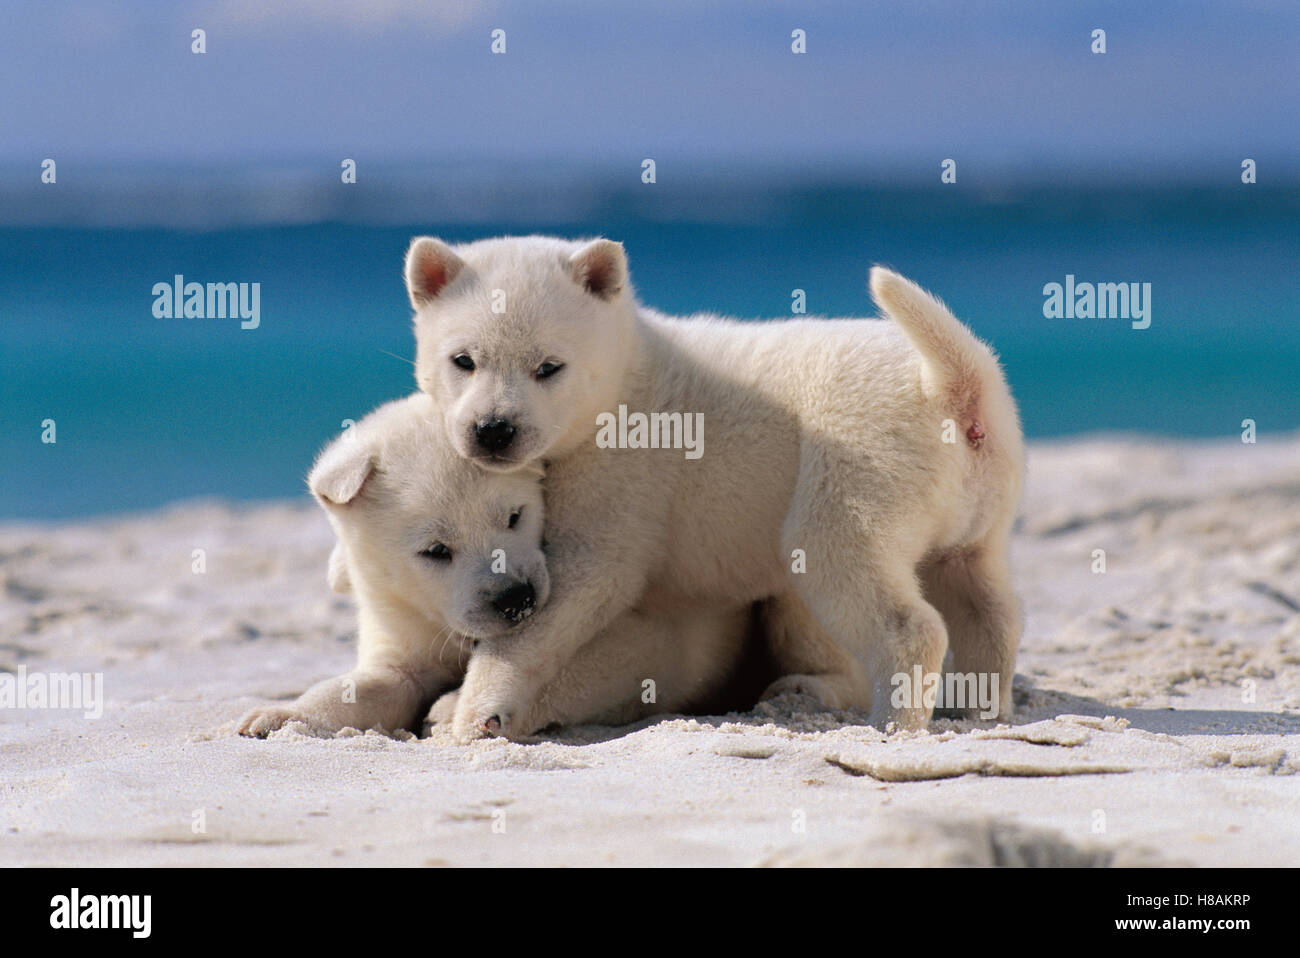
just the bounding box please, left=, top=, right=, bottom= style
left=869, top=705, right=932, bottom=733
left=238, top=705, right=307, bottom=739
left=426, top=689, right=460, bottom=726
left=449, top=682, right=523, bottom=741
left=934, top=702, right=1013, bottom=723
left=450, top=653, right=538, bottom=742
left=450, top=704, right=515, bottom=743
left=238, top=703, right=355, bottom=738
left=760, top=674, right=846, bottom=710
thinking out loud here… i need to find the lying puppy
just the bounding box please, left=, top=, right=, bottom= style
left=405, top=237, right=1024, bottom=739
left=238, top=392, right=753, bottom=739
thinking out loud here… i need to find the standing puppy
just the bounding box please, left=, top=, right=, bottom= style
left=406, top=236, right=1024, bottom=739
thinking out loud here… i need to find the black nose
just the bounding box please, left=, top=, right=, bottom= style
left=491, top=581, right=536, bottom=622
left=475, top=418, right=516, bottom=453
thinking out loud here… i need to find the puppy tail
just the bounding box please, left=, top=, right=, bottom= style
left=869, top=266, right=1007, bottom=419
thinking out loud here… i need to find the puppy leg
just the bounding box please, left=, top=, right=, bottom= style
left=803, top=576, right=948, bottom=730
left=240, top=608, right=467, bottom=738
left=784, top=524, right=948, bottom=729
left=758, top=590, right=874, bottom=711
left=783, top=443, right=950, bottom=729
left=454, top=603, right=751, bottom=736
left=921, top=533, right=1022, bottom=721
left=238, top=665, right=435, bottom=738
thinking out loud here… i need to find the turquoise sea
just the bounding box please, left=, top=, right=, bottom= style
left=2, top=184, right=1297, bottom=519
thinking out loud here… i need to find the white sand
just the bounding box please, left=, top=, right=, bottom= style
left=2, top=436, right=1298, bottom=867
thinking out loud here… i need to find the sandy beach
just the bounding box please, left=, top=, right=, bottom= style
left=2, top=435, right=1297, bottom=867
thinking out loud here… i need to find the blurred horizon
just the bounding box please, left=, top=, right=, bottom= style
left=3, top=160, right=1298, bottom=231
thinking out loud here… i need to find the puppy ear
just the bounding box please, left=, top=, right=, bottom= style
left=327, top=542, right=352, bottom=594
left=309, top=437, right=376, bottom=507
left=405, top=237, right=465, bottom=309
left=568, top=239, right=627, bottom=301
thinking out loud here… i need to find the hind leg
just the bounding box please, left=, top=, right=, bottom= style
left=758, top=590, right=874, bottom=711
left=856, top=577, right=949, bottom=730
left=787, top=539, right=950, bottom=730
left=783, top=439, right=954, bottom=729
left=922, top=532, right=1022, bottom=721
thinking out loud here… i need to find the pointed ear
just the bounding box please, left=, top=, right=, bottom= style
left=309, top=436, right=377, bottom=507
left=405, top=237, right=465, bottom=309
left=568, top=239, right=627, bottom=301
left=327, top=542, right=352, bottom=594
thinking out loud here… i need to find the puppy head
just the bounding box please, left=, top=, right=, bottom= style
left=406, top=235, right=636, bottom=470
left=309, top=393, right=550, bottom=639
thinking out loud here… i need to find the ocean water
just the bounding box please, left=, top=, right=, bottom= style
left=2, top=185, right=1296, bottom=519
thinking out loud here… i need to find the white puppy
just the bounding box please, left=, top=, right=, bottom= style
left=238, top=392, right=752, bottom=739
left=405, top=236, right=1024, bottom=740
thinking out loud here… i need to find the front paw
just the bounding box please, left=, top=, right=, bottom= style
left=450, top=651, right=541, bottom=742
left=238, top=705, right=313, bottom=738
left=450, top=698, right=515, bottom=743
left=426, top=688, right=460, bottom=726
left=449, top=679, right=527, bottom=742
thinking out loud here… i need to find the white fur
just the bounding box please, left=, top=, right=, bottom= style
left=408, top=236, right=1025, bottom=740
left=238, top=392, right=752, bottom=739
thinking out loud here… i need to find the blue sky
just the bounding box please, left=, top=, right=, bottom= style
left=2, top=0, right=1296, bottom=177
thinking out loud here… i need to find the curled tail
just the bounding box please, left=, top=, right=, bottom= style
left=869, top=266, right=1018, bottom=449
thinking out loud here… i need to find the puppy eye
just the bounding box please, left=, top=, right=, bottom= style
left=508, top=509, right=522, bottom=529
left=452, top=353, right=475, bottom=372
left=535, top=361, right=564, bottom=380
left=419, top=543, right=452, bottom=562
